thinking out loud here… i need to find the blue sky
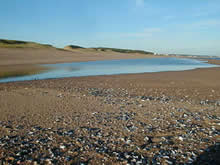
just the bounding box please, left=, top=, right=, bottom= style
left=0, top=0, right=220, bottom=55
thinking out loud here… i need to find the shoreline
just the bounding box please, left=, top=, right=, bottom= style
left=0, top=48, right=220, bottom=164
left=0, top=48, right=219, bottom=81
left=1, top=65, right=220, bottom=85
left=0, top=66, right=220, bottom=164
left=1, top=65, right=220, bottom=99
left=0, top=47, right=160, bottom=79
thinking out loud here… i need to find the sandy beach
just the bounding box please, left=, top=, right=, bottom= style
left=0, top=47, right=160, bottom=79
left=1, top=0, right=220, bottom=163
left=0, top=48, right=159, bottom=66
left=0, top=48, right=220, bottom=164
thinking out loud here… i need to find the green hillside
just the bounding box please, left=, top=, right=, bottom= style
left=0, top=39, right=155, bottom=55
left=0, top=39, right=53, bottom=48
left=64, top=45, right=84, bottom=50
left=91, top=47, right=154, bottom=54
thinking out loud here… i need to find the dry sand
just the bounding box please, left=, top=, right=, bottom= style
left=0, top=48, right=220, bottom=164
left=0, top=48, right=158, bottom=66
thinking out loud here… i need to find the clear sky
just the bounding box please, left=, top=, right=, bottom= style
left=0, top=0, right=220, bottom=56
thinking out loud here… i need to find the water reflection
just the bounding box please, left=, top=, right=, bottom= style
left=0, top=58, right=218, bottom=83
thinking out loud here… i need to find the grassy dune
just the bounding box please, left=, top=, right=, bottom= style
left=64, top=45, right=84, bottom=49
left=0, top=39, right=53, bottom=49
left=91, top=47, right=154, bottom=54
left=63, top=44, right=154, bottom=55
left=0, top=39, right=155, bottom=55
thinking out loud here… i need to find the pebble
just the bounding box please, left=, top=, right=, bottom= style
left=0, top=87, right=219, bottom=164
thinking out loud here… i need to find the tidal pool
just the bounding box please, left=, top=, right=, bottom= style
left=0, top=57, right=218, bottom=83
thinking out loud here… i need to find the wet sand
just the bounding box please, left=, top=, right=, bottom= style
left=0, top=48, right=220, bottom=164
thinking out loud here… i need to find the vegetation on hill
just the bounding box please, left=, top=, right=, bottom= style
left=91, top=47, right=154, bottom=54
left=64, top=45, right=84, bottom=49
left=0, top=39, right=154, bottom=55
left=0, top=39, right=53, bottom=48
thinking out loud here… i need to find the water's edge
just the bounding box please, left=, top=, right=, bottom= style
left=0, top=57, right=218, bottom=83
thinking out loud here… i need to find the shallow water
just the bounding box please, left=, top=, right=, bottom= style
left=0, top=57, right=218, bottom=83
